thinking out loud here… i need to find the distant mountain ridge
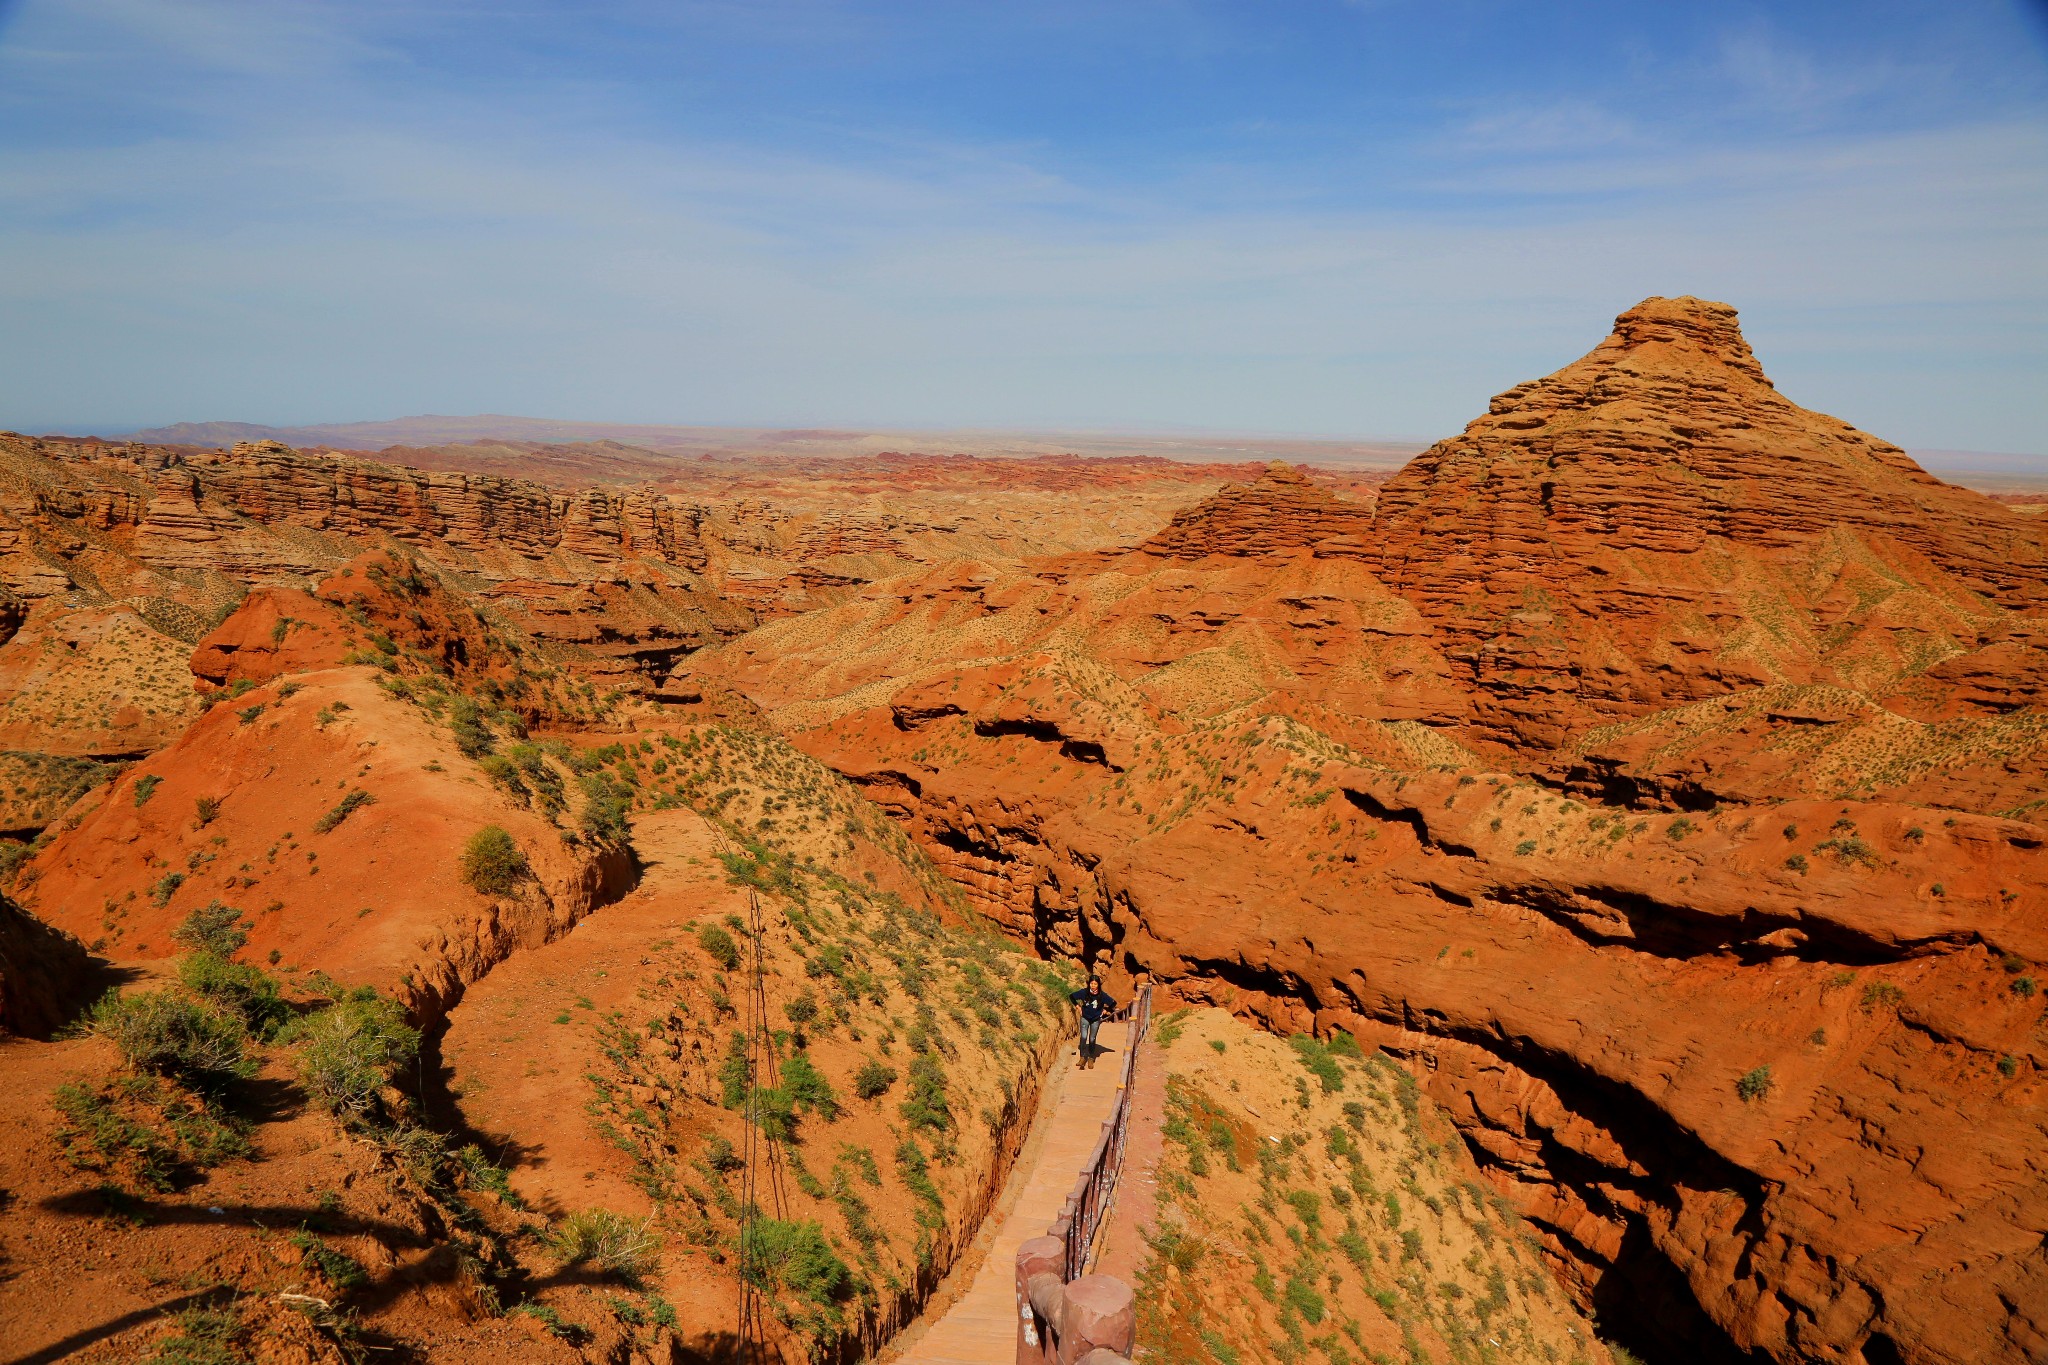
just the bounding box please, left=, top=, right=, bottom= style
left=114, top=415, right=1431, bottom=468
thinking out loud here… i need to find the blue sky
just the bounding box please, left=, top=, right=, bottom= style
left=2, top=1, right=2045, bottom=453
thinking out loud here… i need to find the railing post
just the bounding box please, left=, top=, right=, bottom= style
left=1055, top=1275, right=1135, bottom=1365
left=1016, top=1235, right=1065, bottom=1365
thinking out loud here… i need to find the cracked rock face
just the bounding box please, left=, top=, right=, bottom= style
left=676, top=298, right=2048, bottom=1365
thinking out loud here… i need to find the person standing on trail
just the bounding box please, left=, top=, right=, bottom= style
left=1068, top=974, right=1120, bottom=1068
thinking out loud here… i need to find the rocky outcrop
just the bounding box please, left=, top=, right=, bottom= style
left=1368, top=297, right=2048, bottom=750
left=1139, top=461, right=1376, bottom=560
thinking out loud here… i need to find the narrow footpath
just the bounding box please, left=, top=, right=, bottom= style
left=890, top=1017, right=1133, bottom=1365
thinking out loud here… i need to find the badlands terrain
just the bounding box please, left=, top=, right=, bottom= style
left=0, top=296, right=2042, bottom=1365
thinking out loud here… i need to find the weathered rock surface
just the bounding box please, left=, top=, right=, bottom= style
left=1369, top=296, right=2048, bottom=752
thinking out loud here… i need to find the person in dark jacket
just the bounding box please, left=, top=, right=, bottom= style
left=1068, top=974, right=1120, bottom=1068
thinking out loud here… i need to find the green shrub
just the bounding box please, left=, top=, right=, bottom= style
left=1860, top=982, right=1905, bottom=1012
left=1283, top=1274, right=1326, bottom=1325
left=151, top=1305, right=243, bottom=1365
left=178, top=953, right=289, bottom=1039
left=171, top=901, right=249, bottom=958
left=448, top=697, right=494, bottom=758
left=293, top=990, right=419, bottom=1120
left=781, top=1054, right=838, bottom=1120
left=52, top=1081, right=181, bottom=1191
left=133, top=773, right=162, bottom=807
left=1736, top=1065, right=1772, bottom=1102
left=456, top=1143, right=523, bottom=1205
left=88, top=990, right=250, bottom=1084
left=193, top=795, right=222, bottom=827
left=313, top=787, right=375, bottom=834
left=579, top=772, right=633, bottom=843
left=697, top=923, right=741, bottom=971
left=899, top=1052, right=950, bottom=1132
left=740, top=1218, right=848, bottom=1305
left=2015, top=976, right=2038, bottom=999
left=783, top=993, right=818, bottom=1027
left=547, top=1208, right=661, bottom=1280
left=702, top=1135, right=745, bottom=1173
left=719, top=1032, right=751, bottom=1109
left=1288, top=1035, right=1345, bottom=1094
left=460, top=826, right=527, bottom=895
left=853, top=1060, right=896, bottom=1100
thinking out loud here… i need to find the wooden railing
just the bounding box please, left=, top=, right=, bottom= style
left=1015, top=984, right=1153, bottom=1365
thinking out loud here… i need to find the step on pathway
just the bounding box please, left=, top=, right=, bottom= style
left=892, top=1019, right=1133, bottom=1365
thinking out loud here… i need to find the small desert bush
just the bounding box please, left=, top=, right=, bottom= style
left=313, top=787, right=376, bottom=834
left=853, top=1060, right=896, bottom=1100
left=697, top=922, right=741, bottom=970
left=740, top=1217, right=848, bottom=1306
left=88, top=990, right=251, bottom=1085
left=1288, top=1035, right=1345, bottom=1094
left=899, top=1052, right=951, bottom=1132
left=179, top=953, right=290, bottom=1040
left=780, top=1054, right=839, bottom=1120
left=292, top=990, right=419, bottom=1120
left=460, top=826, right=527, bottom=895
left=170, top=901, right=249, bottom=959
left=151, top=1304, right=244, bottom=1365
left=548, top=1208, right=662, bottom=1280
left=1736, top=1065, right=1772, bottom=1102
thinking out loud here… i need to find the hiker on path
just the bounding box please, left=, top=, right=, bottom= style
left=1068, top=974, right=1121, bottom=1068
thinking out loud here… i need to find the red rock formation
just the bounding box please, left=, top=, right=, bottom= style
left=1139, top=461, right=1377, bottom=560
left=1369, top=297, right=2048, bottom=751
left=667, top=298, right=2048, bottom=1365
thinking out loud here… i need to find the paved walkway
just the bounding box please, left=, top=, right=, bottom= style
left=892, top=1019, right=1133, bottom=1365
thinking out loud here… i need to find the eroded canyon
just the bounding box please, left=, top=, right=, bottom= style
left=0, top=297, right=2041, bottom=1365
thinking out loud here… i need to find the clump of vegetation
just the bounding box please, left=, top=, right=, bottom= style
left=87, top=989, right=251, bottom=1085
left=697, top=922, right=741, bottom=970
left=1860, top=982, right=1905, bottom=1012
left=899, top=1052, right=951, bottom=1132
left=292, top=989, right=419, bottom=1122
left=852, top=1059, right=897, bottom=1100
left=547, top=1208, right=662, bottom=1281
left=51, top=1078, right=248, bottom=1191
left=460, top=825, right=527, bottom=895
left=151, top=1304, right=245, bottom=1365
left=1288, top=1034, right=1347, bottom=1094
left=133, top=773, right=162, bottom=807
left=741, top=1217, right=848, bottom=1306
left=170, top=900, right=249, bottom=958
left=179, top=951, right=290, bottom=1040
left=313, top=787, right=376, bottom=834
left=1736, top=1065, right=1773, bottom=1102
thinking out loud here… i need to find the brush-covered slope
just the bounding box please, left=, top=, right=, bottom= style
left=1135, top=1007, right=1611, bottom=1365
